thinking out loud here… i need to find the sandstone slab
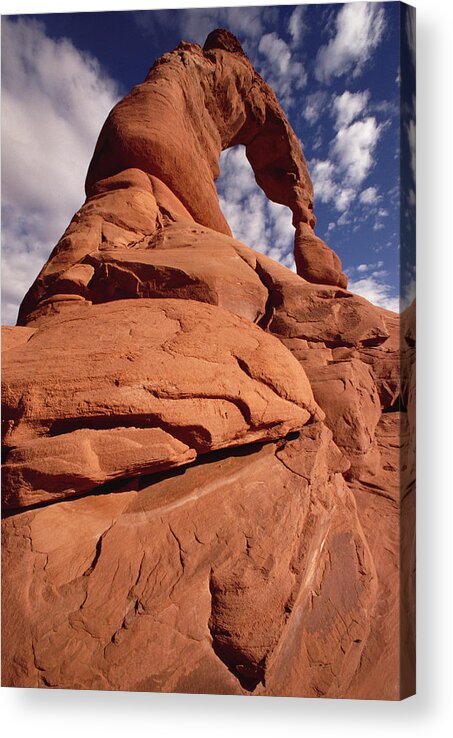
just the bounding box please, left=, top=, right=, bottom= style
left=2, top=423, right=377, bottom=696
left=2, top=299, right=319, bottom=507
left=305, top=359, right=382, bottom=479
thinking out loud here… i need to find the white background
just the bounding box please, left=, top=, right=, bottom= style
left=1, top=0, right=452, bottom=735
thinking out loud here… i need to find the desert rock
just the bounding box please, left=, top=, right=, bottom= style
left=18, top=29, right=347, bottom=325
left=2, top=298, right=318, bottom=507
left=2, top=423, right=378, bottom=696
left=1, top=29, right=414, bottom=700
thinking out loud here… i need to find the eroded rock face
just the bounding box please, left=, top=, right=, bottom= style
left=1, top=29, right=414, bottom=699
left=2, top=423, right=378, bottom=696
left=2, top=299, right=318, bottom=508
left=306, top=359, right=382, bottom=479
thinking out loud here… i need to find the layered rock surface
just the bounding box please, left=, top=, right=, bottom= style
left=3, top=298, right=319, bottom=508
left=2, top=424, right=377, bottom=696
left=1, top=29, right=415, bottom=699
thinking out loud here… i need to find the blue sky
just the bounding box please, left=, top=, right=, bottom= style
left=1, top=2, right=415, bottom=324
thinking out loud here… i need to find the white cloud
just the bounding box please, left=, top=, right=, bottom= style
left=302, top=91, right=328, bottom=125
left=310, top=87, right=384, bottom=219
left=347, top=275, right=399, bottom=313
left=337, top=211, right=351, bottom=227
left=316, top=2, right=386, bottom=83
left=359, top=186, right=380, bottom=204
left=288, top=6, right=306, bottom=46
left=310, top=158, right=359, bottom=214
left=349, top=260, right=385, bottom=275
left=332, top=117, right=382, bottom=185
left=217, top=147, right=295, bottom=270
left=257, top=32, right=307, bottom=110
left=372, top=207, right=389, bottom=231
left=332, top=89, right=370, bottom=129
left=310, top=159, right=336, bottom=203
left=214, top=6, right=265, bottom=42
left=311, top=115, right=382, bottom=215
left=258, top=33, right=292, bottom=78
left=334, top=187, right=355, bottom=212
left=1, top=17, right=120, bottom=325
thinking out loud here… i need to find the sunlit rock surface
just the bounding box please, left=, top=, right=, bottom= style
left=2, top=29, right=415, bottom=699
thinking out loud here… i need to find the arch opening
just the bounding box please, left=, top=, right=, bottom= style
left=215, top=145, right=296, bottom=271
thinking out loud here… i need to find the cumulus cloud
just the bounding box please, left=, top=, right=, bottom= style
left=332, top=117, right=382, bottom=185
left=372, top=207, right=389, bottom=231
left=257, top=32, right=307, bottom=110
left=334, top=187, right=355, bottom=212
left=316, top=2, right=386, bottom=83
left=310, top=85, right=384, bottom=220
left=347, top=275, right=399, bottom=312
left=310, top=159, right=336, bottom=203
left=359, top=186, right=380, bottom=204
left=302, top=91, right=328, bottom=125
left=288, top=6, right=306, bottom=46
left=354, top=260, right=384, bottom=274
left=332, top=89, right=370, bottom=129
left=310, top=158, right=356, bottom=214
left=217, top=147, right=295, bottom=270
left=1, top=17, right=120, bottom=324
left=311, top=114, right=382, bottom=214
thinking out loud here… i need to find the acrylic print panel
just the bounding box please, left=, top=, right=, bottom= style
left=1, top=2, right=415, bottom=699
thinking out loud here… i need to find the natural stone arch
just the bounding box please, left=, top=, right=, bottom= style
left=17, top=28, right=347, bottom=325
left=85, top=29, right=347, bottom=287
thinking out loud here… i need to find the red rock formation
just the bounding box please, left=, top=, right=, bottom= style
left=1, top=30, right=415, bottom=699
left=2, top=421, right=380, bottom=696
left=17, top=29, right=347, bottom=325
left=3, top=298, right=319, bottom=508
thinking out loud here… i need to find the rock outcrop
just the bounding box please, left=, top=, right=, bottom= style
left=1, top=30, right=415, bottom=699
left=2, top=298, right=319, bottom=508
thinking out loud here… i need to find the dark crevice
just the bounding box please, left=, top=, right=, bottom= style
left=280, top=332, right=356, bottom=349
left=82, top=531, right=106, bottom=577
left=284, top=430, right=300, bottom=441
left=2, top=431, right=300, bottom=519
left=46, top=414, right=213, bottom=452
left=360, top=335, right=390, bottom=348
left=210, top=639, right=264, bottom=692
left=253, top=260, right=279, bottom=331
left=382, top=394, right=406, bottom=413
left=2, top=446, right=11, bottom=464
